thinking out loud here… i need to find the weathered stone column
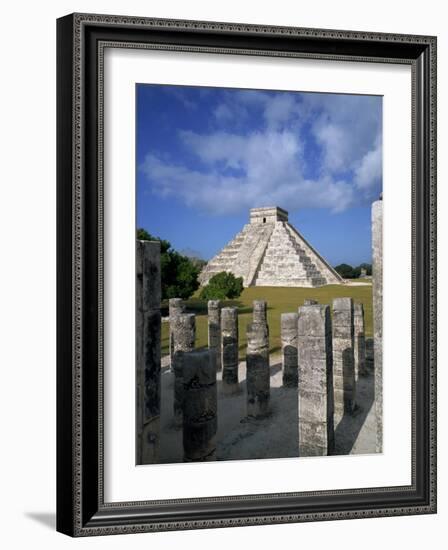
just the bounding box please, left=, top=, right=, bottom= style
left=252, top=300, right=267, bottom=326
left=332, top=297, right=355, bottom=425
left=172, top=313, right=195, bottom=424
left=182, top=349, right=217, bottom=462
left=221, top=307, right=239, bottom=394
left=365, top=337, right=375, bottom=374
left=372, top=198, right=383, bottom=452
left=136, top=240, right=161, bottom=464
left=281, top=313, right=298, bottom=387
left=246, top=322, right=270, bottom=417
left=208, top=300, right=222, bottom=372
left=169, top=298, right=185, bottom=367
left=297, top=304, right=334, bottom=456
left=354, top=303, right=367, bottom=380
left=304, top=299, right=318, bottom=306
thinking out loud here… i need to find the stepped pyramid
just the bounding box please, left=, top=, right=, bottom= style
left=199, top=207, right=343, bottom=288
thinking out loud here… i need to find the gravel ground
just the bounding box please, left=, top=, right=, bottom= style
left=157, top=354, right=377, bottom=464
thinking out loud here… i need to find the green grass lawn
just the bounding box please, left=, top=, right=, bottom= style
left=161, top=285, right=373, bottom=359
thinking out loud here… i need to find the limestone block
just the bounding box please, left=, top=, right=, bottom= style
left=246, top=322, right=270, bottom=417
left=332, top=297, right=355, bottom=426
left=365, top=337, right=374, bottom=374
left=298, top=307, right=328, bottom=337
left=136, top=240, right=162, bottom=310
left=136, top=240, right=161, bottom=464
left=252, top=300, right=267, bottom=325
left=169, top=298, right=185, bottom=366
left=221, top=307, right=239, bottom=394
left=354, top=303, right=367, bottom=379
left=172, top=313, right=196, bottom=424
left=297, top=304, right=335, bottom=456
left=281, top=312, right=298, bottom=387
left=372, top=199, right=383, bottom=452
left=142, top=310, right=162, bottom=421
left=208, top=300, right=222, bottom=372
left=182, top=349, right=217, bottom=461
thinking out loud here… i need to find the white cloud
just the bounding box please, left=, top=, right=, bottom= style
left=313, top=121, right=350, bottom=172
left=354, top=140, right=382, bottom=190
left=308, top=95, right=382, bottom=178
left=179, top=130, right=247, bottom=169
left=263, top=94, right=300, bottom=129
left=140, top=90, right=382, bottom=214
left=213, top=103, right=233, bottom=122
left=163, top=87, right=197, bottom=109
left=140, top=128, right=356, bottom=215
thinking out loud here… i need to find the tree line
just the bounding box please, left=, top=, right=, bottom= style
left=138, top=228, right=371, bottom=302
left=334, top=263, right=372, bottom=279
left=137, top=228, right=243, bottom=301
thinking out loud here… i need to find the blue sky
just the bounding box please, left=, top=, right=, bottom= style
left=136, top=84, right=382, bottom=266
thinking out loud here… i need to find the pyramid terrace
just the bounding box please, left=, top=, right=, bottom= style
left=199, top=207, right=343, bottom=288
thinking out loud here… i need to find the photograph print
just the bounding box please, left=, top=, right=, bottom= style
left=135, top=83, right=383, bottom=465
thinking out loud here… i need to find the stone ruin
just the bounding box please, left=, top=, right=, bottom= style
left=199, top=207, right=343, bottom=288
left=372, top=197, right=383, bottom=453
left=136, top=240, right=162, bottom=464
left=182, top=349, right=217, bottom=462
left=297, top=303, right=335, bottom=456
left=136, top=198, right=383, bottom=462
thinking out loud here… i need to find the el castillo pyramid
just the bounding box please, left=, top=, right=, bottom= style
left=199, top=207, right=343, bottom=288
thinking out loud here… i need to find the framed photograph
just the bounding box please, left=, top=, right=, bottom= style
left=57, top=13, right=437, bottom=536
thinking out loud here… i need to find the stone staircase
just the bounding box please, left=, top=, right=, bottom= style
left=198, top=229, right=246, bottom=285
left=199, top=223, right=275, bottom=286
left=199, top=206, right=343, bottom=288
left=285, top=223, right=343, bottom=285
left=253, top=222, right=327, bottom=287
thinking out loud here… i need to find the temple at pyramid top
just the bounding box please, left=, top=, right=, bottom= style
left=199, top=206, right=343, bottom=288
left=249, top=206, right=289, bottom=224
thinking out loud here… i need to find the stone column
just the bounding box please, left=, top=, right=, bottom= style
left=365, top=337, right=375, bottom=374
left=221, top=307, right=239, bottom=394
left=182, top=349, right=217, bottom=462
left=169, top=298, right=185, bottom=367
left=354, top=303, right=367, bottom=380
left=252, top=300, right=267, bottom=326
left=136, top=240, right=161, bottom=464
left=372, top=198, right=383, bottom=452
left=208, top=300, right=222, bottom=372
left=281, top=313, right=298, bottom=387
left=297, top=304, right=334, bottom=456
left=246, top=322, right=270, bottom=417
left=172, top=313, right=196, bottom=424
left=332, top=297, right=355, bottom=426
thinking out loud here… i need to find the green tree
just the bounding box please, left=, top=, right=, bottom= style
left=334, top=262, right=372, bottom=279
left=137, top=228, right=200, bottom=300
left=137, top=228, right=171, bottom=254
left=334, top=263, right=355, bottom=279
left=199, top=271, right=244, bottom=301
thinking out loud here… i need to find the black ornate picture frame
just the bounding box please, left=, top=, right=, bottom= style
left=56, top=13, right=437, bottom=536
